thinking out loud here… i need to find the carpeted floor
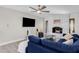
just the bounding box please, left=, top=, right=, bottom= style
left=0, top=40, right=25, bottom=53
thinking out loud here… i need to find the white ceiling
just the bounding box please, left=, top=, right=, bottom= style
left=0, top=5, right=79, bottom=18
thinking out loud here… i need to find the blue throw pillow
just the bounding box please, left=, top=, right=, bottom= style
left=72, top=34, right=79, bottom=38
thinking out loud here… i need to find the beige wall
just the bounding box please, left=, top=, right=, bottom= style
left=0, top=7, right=44, bottom=44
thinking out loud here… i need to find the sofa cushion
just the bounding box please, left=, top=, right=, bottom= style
left=41, top=39, right=77, bottom=53
left=72, top=39, right=79, bottom=52
left=28, top=35, right=41, bottom=44
left=72, top=37, right=79, bottom=42
left=73, top=39, right=79, bottom=46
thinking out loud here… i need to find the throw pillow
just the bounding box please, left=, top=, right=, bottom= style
left=63, top=39, right=73, bottom=45
left=64, top=33, right=73, bottom=40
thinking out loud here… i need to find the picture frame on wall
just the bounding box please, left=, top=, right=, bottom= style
left=53, top=19, right=61, bottom=24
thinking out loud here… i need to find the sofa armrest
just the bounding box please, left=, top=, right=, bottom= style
left=28, top=35, right=41, bottom=44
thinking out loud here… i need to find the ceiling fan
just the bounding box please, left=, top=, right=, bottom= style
left=29, top=5, right=50, bottom=14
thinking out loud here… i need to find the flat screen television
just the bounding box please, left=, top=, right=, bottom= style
left=22, top=17, right=35, bottom=27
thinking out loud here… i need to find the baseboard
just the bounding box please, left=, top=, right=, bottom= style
left=0, top=38, right=26, bottom=46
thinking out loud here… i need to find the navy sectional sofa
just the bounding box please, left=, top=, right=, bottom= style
left=26, top=34, right=79, bottom=53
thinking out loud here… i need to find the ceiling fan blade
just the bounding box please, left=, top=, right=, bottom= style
left=40, top=5, right=46, bottom=10
left=29, top=7, right=38, bottom=11
left=42, top=11, right=50, bottom=13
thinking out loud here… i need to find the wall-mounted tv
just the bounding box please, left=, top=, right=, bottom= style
left=22, top=17, right=35, bottom=27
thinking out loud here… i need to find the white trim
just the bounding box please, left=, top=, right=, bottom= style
left=0, top=38, right=26, bottom=46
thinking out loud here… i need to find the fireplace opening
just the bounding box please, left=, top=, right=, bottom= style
left=52, top=27, right=62, bottom=33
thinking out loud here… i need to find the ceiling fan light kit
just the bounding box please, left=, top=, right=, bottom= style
left=37, top=10, right=42, bottom=14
